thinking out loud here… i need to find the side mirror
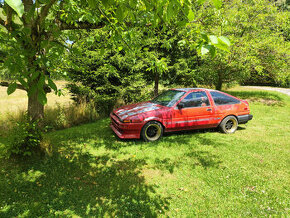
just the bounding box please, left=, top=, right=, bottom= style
left=178, top=102, right=184, bottom=109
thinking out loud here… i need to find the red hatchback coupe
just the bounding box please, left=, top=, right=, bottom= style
left=110, top=88, right=253, bottom=141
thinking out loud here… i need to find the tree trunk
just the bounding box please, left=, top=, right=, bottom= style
left=216, top=71, right=223, bottom=90
left=28, top=90, right=44, bottom=122
left=154, top=73, right=159, bottom=97
left=216, top=80, right=223, bottom=90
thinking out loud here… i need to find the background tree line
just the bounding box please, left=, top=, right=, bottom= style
left=62, top=0, right=289, bottom=114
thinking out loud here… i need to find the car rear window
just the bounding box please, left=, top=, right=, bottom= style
left=210, top=91, right=240, bottom=105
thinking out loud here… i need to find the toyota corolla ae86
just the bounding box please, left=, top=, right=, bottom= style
left=110, top=88, right=253, bottom=142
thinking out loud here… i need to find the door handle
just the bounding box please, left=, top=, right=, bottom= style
left=207, top=108, right=212, bottom=111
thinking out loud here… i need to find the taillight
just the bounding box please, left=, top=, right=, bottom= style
left=242, top=100, right=249, bottom=111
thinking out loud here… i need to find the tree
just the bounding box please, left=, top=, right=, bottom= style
left=65, top=29, right=149, bottom=115
left=0, top=0, right=107, bottom=121
left=195, top=0, right=290, bottom=89
left=0, top=0, right=225, bottom=122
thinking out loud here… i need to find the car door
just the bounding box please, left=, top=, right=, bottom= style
left=171, top=91, right=214, bottom=130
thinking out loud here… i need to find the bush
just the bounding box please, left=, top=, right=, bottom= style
left=0, top=102, right=99, bottom=157
left=5, top=117, right=42, bottom=157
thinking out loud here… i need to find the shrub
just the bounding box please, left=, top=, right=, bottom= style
left=5, top=117, right=42, bottom=157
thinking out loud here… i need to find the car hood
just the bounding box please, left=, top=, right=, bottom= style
left=113, top=101, right=165, bottom=120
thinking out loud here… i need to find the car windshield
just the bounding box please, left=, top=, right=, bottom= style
left=151, top=90, right=186, bottom=107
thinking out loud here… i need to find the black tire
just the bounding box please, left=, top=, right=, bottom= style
left=219, top=116, right=238, bottom=134
left=141, top=121, right=164, bottom=142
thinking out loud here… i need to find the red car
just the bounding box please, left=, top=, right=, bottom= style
left=110, top=88, right=253, bottom=141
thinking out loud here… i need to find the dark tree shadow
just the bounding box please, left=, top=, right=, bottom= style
left=0, top=118, right=229, bottom=217
left=0, top=126, right=170, bottom=217
left=185, top=150, right=222, bottom=169
left=153, top=157, right=180, bottom=174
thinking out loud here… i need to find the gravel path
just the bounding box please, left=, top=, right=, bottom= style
left=243, top=86, right=290, bottom=96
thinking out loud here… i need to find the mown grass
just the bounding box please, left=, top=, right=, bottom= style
left=0, top=89, right=289, bottom=217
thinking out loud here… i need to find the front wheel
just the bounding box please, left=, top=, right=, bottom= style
left=141, top=121, right=164, bottom=142
left=219, top=116, right=238, bottom=134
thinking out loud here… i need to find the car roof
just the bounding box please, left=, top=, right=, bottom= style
left=172, top=88, right=215, bottom=92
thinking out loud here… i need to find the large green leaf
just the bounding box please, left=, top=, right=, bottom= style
left=37, top=90, right=47, bottom=105
left=218, top=36, right=231, bottom=47
left=201, top=44, right=216, bottom=57
left=18, top=77, right=28, bottom=89
left=167, top=2, right=174, bottom=20
left=209, top=35, right=218, bottom=44
left=37, top=74, right=45, bottom=90
left=188, top=9, right=195, bottom=22
left=116, top=5, right=123, bottom=22
left=87, top=0, right=96, bottom=8
left=215, top=42, right=230, bottom=52
left=197, top=0, right=207, bottom=4
left=30, top=71, right=40, bottom=81
left=201, top=32, right=209, bottom=43
left=5, top=0, right=24, bottom=17
left=28, top=85, right=37, bottom=97
left=48, top=78, right=57, bottom=92
left=212, top=0, right=222, bottom=9
left=7, top=82, right=17, bottom=95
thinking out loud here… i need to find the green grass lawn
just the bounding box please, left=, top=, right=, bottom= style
left=0, top=89, right=289, bottom=217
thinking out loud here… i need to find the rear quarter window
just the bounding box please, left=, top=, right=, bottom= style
left=210, top=91, right=240, bottom=106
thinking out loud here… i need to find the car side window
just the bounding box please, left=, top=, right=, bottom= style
left=210, top=91, right=240, bottom=105
left=181, top=91, right=210, bottom=108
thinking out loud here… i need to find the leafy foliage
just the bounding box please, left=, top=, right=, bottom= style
left=195, top=0, right=290, bottom=89
left=65, top=30, right=150, bottom=114
left=5, top=116, right=42, bottom=157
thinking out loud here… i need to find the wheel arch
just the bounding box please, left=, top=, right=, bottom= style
left=140, top=119, right=165, bottom=137
left=218, top=114, right=238, bottom=126
left=143, top=117, right=165, bottom=128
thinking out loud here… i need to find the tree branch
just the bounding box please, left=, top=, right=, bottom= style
left=59, top=21, right=105, bottom=30
left=6, top=4, right=13, bottom=31
left=0, top=81, right=26, bottom=91
left=0, top=81, right=51, bottom=93
left=22, top=0, right=34, bottom=28
left=0, top=17, right=6, bottom=27
left=38, top=0, right=58, bottom=24
left=97, top=7, right=133, bottom=51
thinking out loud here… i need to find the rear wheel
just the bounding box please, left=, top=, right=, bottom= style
left=219, top=116, right=238, bottom=134
left=141, top=121, right=163, bottom=142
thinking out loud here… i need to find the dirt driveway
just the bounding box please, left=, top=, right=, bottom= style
left=243, top=86, right=290, bottom=96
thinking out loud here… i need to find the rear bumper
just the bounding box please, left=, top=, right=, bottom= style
left=237, top=114, right=253, bottom=124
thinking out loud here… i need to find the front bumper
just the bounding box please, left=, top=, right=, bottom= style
left=237, top=114, right=253, bottom=124
left=110, top=113, right=142, bottom=139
